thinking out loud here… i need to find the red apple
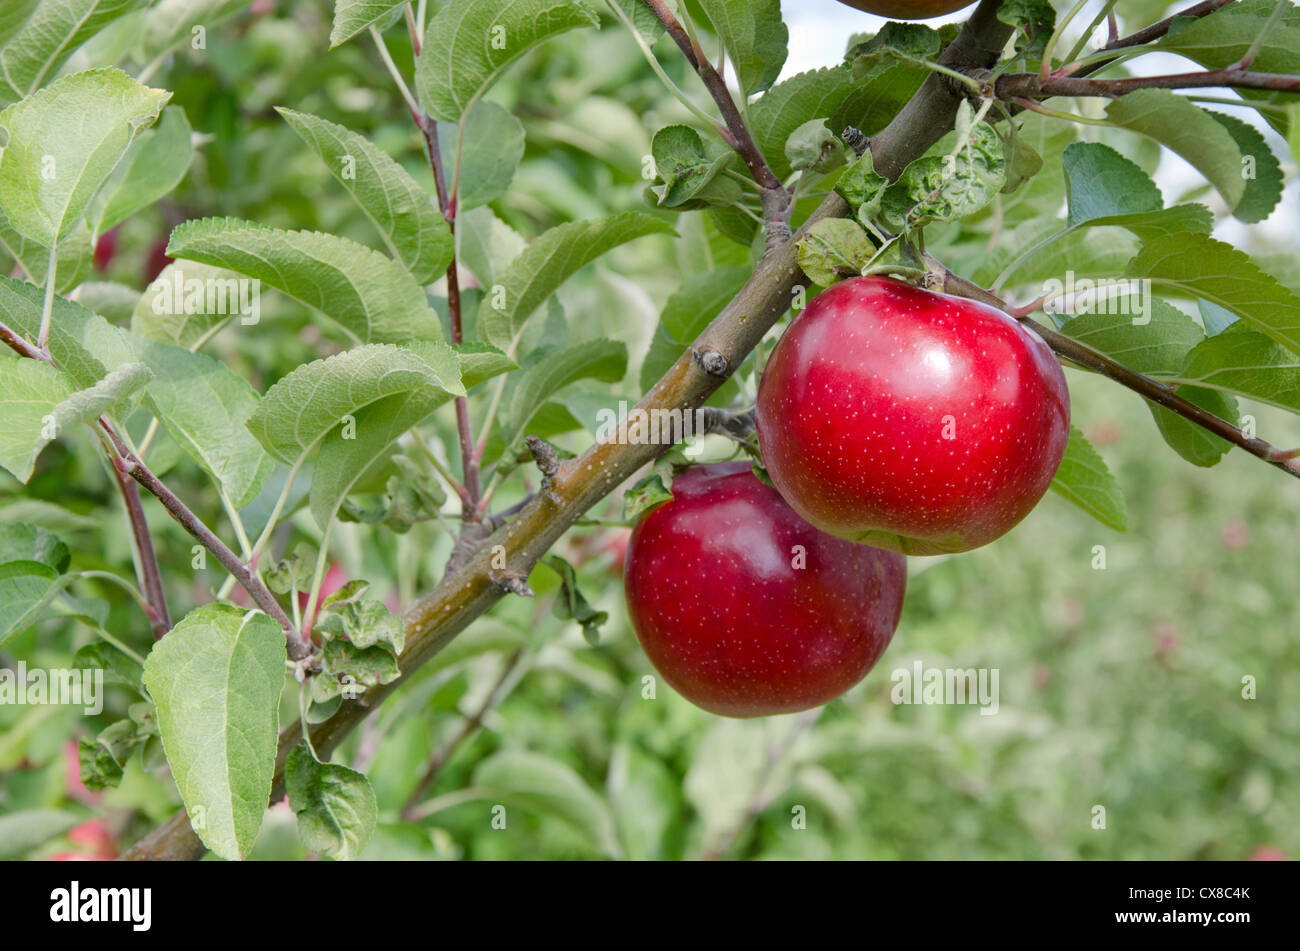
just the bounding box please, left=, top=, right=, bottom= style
left=93, top=226, right=119, bottom=273
left=835, top=0, right=977, bottom=19
left=624, top=462, right=906, bottom=717
left=756, top=276, right=1069, bottom=555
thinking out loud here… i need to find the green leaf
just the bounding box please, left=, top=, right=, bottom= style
left=456, top=342, right=518, bottom=391
left=135, top=338, right=273, bottom=508
left=277, top=108, right=453, bottom=283
left=472, top=749, right=621, bottom=857
left=49, top=359, right=152, bottom=426
left=0, top=277, right=137, bottom=386
left=608, top=743, right=678, bottom=861
left=1148, top=385, right=1237, bottom=467
left=415, top=0, right=601, bottom=122
left=608, top=0, right=667, bottom=45
left=1205, top=110, right=1284, bottom=224
left=836, top=148, right=890, bottom=220
left=543, top=554, right=608, bottom=645
left=0, top=1, right=142, bottom=104
left=784, top=118, right=846, bottom=175
left=0, top=522, right=70, bottom=572
left=458, top=205, right=525, bottom=288
left=881, top=115, right=1006, bottom=230
left=1060, top=298, right=1206, bottom=376
left=1057, top=300, right=1238, bottom=464
left=142, top=603, right=285, bottom=862
left=504, top=339, right=626, bottom=448
left=79, top=716, right=153, bottom=791
left=695, top=0, right=787, bottom=95
left=649, top=124, right=738, bottom=209
left=0, top=359, right=75, bottom=484
left=0, top=213, right=92, bottom=293
left=1168, top=323, right=1300, bottom=415
left=138, top=0, right=251, bottom=64
left=309, top=386, right=447, bottom=529
left=1048, top=425, right=1128, bottom=532
left=73, top=640, right=144, bottom=690
left=997, top=0, right=1056, bottom=60
left=93, top=105, right=193, bottom=233
left=478, top=211, right=673, bottom=353
left=1063, top=142, right=1161, bottom=226
left=328, top=0, right=405, bottom=48
left=0, top=68, right=169, bottom=246
left=285, top=745, right=377, bottom=860
left=166, top=217, right=445, bottom=344
left=1153, top=0, right=1300, bottom=133
left=76, top=281, right=141, bottom=323
left=131, top=260, right=240, bottom=349
left=639, top=266, right=748, bottom=394
left=796, top=218, right=877, bottom=286
left=445, top=101, right=525, bottom=212
left=1104, top=90, right=1245, bottom=213
left=0, top=809, right=80, bottom=859
left=623, top=473, right=672, bottom=522
left=0, top=0, right=40, bottom=53
left=248, top=343, right=461, bottom=468
left=1127, top=233, right=1300, bottom=356
left=0, top=560, right=71, bottom=647
left=751, top=66, right=859, bottom=181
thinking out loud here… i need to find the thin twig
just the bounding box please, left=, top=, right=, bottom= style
left=993, top=66, right=1300, bottom=99
left=110, top=466, right=172, bottom=638
left=637, top=0, right=791, bottom=249
left=99, top=421, right=310, bottom=657
left=416, top=106, right=481, bottom=506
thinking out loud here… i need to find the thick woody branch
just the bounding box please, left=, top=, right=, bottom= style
left=931, top=266, right=1300, bottom=479
left=120, top=0, right=1020, bottom=861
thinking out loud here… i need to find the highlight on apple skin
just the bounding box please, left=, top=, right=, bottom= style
left=756, top=276, right=1071, bottom=556
left=834, top=0, right=979, bottom=21
left=624, top=462, right=907, bottom=718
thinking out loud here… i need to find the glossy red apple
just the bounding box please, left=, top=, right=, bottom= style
left=624, top=462, right=906, bottom=717
left=835, top=0, right=977, bottom=20
left=756, top=276, right=1069, bottom=555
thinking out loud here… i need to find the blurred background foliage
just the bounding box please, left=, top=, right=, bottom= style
left=1, top=0, right=1296, bottom=861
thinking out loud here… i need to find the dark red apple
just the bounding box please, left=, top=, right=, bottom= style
left=93, top=226, right=119, bottom=273
left=835, top=0, right=977, bottom=19
left=624, top=462, right=906, bottom=717
left=756, top=276, right=1069, bottom=555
